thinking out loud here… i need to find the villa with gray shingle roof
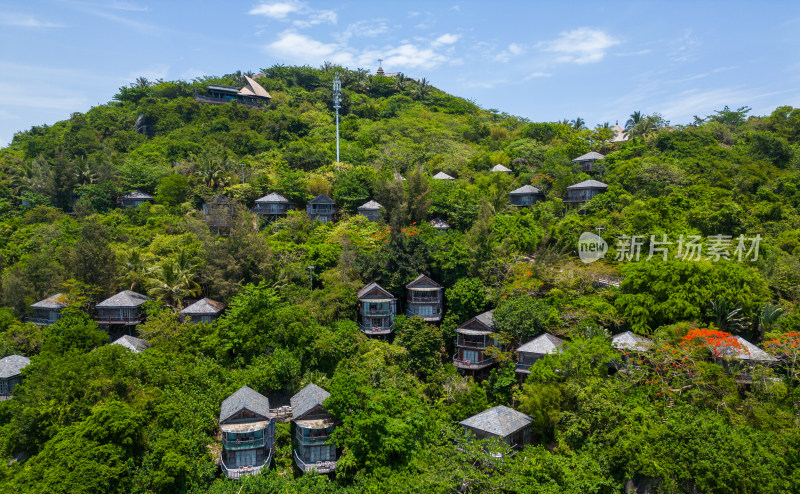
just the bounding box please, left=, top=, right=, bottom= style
left=306, top=194, right=336, bottom=223
left=119, top=190, right=154, bottom=209
left=197, top=75, right=271, bottom=108
left=357, top=200, right=383, bottom=222
left=564, top=179, right=608, bottom=206
left=203, top=194, right=235, bottom=231
left=611, top=331, right=654, bottom=353
left=718, top=336, right=776, bottom=363
left=509, top=184, right=545, bottom=207
left=219, top=386, right=276, bottom=479
left=95, top=290, right=150, bottom=328
left=111, top=335, right=150, bottom=353
left=406, top=274, right=443, bottom=322
left=516, top=333, right=565, bottom=375
left=358, top=282, right=397, bottom=337
left=253, top=192, right=293, bottom=219
left=491, top=164, right=512, bottom=173
left=572, top=151, right=605, bottom=172
left=460, top=405, right=532, bottom=449
left=433, top=171, right=454, bottom=180
left=27, top=293, right=68, bottom=326
left=290, top=383, right=338, bottom=474
left=181, top=298, right=225, bottom=323
left=0, top=355, right=30, bottom=400
left=454, top=310, right=497, bottom=376
left=430, top=218, right=450, bottom=232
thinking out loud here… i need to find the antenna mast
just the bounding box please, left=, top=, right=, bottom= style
left=333, top=72, right=341, bottom=164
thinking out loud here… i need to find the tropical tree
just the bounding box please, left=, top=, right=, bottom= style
left=625, top=111, right=644, bottom=131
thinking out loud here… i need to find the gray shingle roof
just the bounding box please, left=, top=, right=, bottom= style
left=220, top=386, right=272, bottom=424
left=430, top=218, right=450, bottom=230
left=509, top=184, right=542, bottom=195
left=357, top=200, right=383, bottom=211
left=205, top=194, right=233, bottom=206
left=718, top=336, right=777, bottom=362
left=0, top=355, right=30, bottom=379
left=31, top=293, right=68, bottom=309
left=460, top=405, right=532, bottom=438
left=309, top=193, right=335, bottom=205
left=121, top=190, right=153, bottom=200
left=517, top=333, right=564, bottom=354
left=406, top=274, right=441, bottom=289
left=491, top=164, right=511, bottom=172
left=290, top=383, right=330, bottom=420
left=567, top=179, right=608, bottom=189
left=572, top=151, right=605, bottom=162
left=433, top=171, right=454, bottom=180
left=110, top=335, right=150, bottom=353
left=357, top=282, right=395, bottom=300
left=255, top=192, right=290, bottom=203
left=458, top=310, right=494, bottom=332
left=181, top=298, right=225, bottom=315
left=96, top=290, right=150, bottom=308
left=612, top=331, right=654, bottom=352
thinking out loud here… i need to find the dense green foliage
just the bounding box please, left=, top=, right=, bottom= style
left=0, top=65, right=799, bottom=492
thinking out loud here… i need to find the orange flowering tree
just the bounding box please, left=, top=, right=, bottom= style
left=680, top=328, right=743, bottom=358
left=764, top=332, right=800, bottom=381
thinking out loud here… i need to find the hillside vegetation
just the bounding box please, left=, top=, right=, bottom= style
left=0, top=65, right=798, bottom=493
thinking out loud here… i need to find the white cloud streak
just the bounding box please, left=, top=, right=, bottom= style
left=538, top=27, right=620, bottom=64
left=0, top=13, right=63, bottom=28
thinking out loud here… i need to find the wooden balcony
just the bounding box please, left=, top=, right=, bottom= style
left=360, top=324, right=394, bottom=336
left=223, top=435, right=268, bottom=451
left=221, top=453, right=270, bottom=479
left=453, top=353, right=495, bottom=370
left=24, top=317, right=57, bottom=326
left=294, top=450, right=337, bottom=474
left=95, top=313, right=145, bottom=325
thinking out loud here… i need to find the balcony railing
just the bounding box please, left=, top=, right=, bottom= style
left=253, top=205, right=290, bottom=215
left=514, top=362, right=533, bottom=374
left=407, top=294, right=440, bottom=303
left=359, top=307, right=394, bottom=317
left=95, top=313, right=145, bottom=325
left=295, top=433, right=332, bottom=445
left=294, top=450, right=337, bottom=474
left=194, top=94, right=265, bottom=109
left=223, top=435, right=268, bottom=451
left=220, top=455, right=270, bottom=479
left=453, top=353, right=495, bottom=370
left=406, top=309, right=442, bottom=320
left=360, top=324, right=394, bottom=335
left=456, top=336, right=490, bottom=349
left=24, top=317, right=57, bottom=326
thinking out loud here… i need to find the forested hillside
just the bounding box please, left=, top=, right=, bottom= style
left=0, top=65, right=799, bottom=493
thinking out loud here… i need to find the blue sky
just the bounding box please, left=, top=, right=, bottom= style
left=1, top=1, right=800, bottom=147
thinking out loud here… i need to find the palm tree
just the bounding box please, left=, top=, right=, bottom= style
left=625, top=111, right=643, bottom=132
left=570, top=117, right=586, bottom=130
left=413, top=78, right=430, bottom=101
left=134, top=77, right=151, bottom=89
left=146, top=256, right=200, bottom=308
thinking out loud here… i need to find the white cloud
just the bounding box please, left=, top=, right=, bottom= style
left=267, top=31, right=338, bottom=61
left=538, top=27, right=620, bottom=64
left=524, top=71, right=552, bottom=80
left=341, top=20, right=389, bottom=41
left=249, top=2, right=301, bottom=19
left=432, top=33, right=460, bottom=47
left=249, top=1, right=336, bottom=27
left=495, top=42, right=525, bottom=62
left=0, top=13, right=63, bottom=28
left=265, top=30, right=454, bottom=70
